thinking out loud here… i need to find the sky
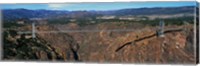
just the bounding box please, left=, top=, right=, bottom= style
left=0, top=2, right=196, bottom=11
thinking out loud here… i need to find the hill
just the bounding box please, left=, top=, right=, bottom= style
left=2, top=6, right=194, bottom=22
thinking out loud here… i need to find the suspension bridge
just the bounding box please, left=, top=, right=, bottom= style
left=17, top=21, right=171, bottom=39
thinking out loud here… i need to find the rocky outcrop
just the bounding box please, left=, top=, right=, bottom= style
left=3, top=29, right=80, bottom=61
left=36, top=25, right=80, bottom=61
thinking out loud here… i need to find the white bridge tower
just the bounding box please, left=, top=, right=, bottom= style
left=158, top=20, right=165, bottom=37
left=32, top=22, right=36, bottom=38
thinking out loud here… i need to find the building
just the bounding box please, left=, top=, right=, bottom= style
left=96, top=16, right=116, bottom=19
left=17, top=20, right=25, bottom=24
left=30, top=18, right=48, bottom=25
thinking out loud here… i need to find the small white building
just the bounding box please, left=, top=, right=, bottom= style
left=30, top=18, right=47, bottom=25
left=17, top=20, right=25, bottom=24
left=96, top=16, right=116, bottom=19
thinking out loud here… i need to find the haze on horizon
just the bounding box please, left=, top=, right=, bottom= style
left=0, top=2, right=196, bottom=11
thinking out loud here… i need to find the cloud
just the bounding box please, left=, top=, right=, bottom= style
left=48, top=4, right=72, bottom=10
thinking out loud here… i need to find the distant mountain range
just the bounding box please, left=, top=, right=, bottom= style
left=2, top=6, right=195, bottom=21
left=3, top=9, right=69, bottom=21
